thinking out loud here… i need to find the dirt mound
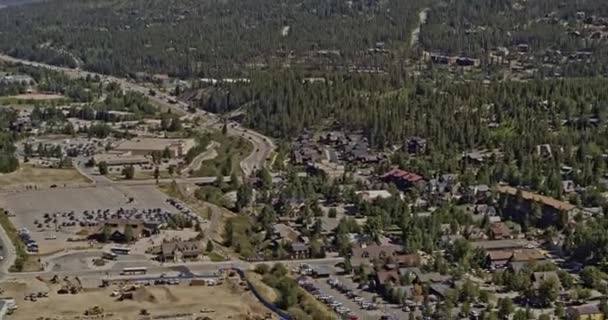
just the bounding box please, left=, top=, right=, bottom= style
left=133, top=287, right=156, bottom=303
left=160, top=286, right=178, bottom=303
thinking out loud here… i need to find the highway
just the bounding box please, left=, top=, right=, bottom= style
left=0, top=54, right=276, bottom=177
left=0, top=53, right=277, bottom=281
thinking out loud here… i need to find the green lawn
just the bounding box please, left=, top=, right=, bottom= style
left=193, top=132, right=253, bottom=177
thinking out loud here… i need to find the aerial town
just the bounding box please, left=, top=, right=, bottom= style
left=0, top=0, right=607, bottom=320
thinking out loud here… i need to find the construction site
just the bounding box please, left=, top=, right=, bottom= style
left=0, top=272, right=276, bottom=320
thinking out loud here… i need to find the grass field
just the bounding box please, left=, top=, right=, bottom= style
left=0, top=164, right=90, bottom=188
left=0, top=94, right=68, bottom=105
left=194, top=132, right=253, bottom=177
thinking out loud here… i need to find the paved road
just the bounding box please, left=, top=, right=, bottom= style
left=5, top=257, right=344, bottom=281
left=181, top=141, right=219, bottom=175
left=0, top=54, right=276, bottom=177
left=0, top=54, right=281, bottom=282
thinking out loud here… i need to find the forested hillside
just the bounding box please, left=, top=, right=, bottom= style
left=0, top=0, right=426, bottom=77
left=196, top=72, right=608, bottom=196
left=419, top=0, right=608, bottom=76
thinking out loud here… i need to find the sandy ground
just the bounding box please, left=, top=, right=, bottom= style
left=0, top=164, right=90, bottom=190
left=8, top=93, right=65, bottom=100
left=0, top=277, right=274, bottom=320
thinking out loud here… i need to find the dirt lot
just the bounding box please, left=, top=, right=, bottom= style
left=0, top=164, right=90, bottom=190
left=0, top=277, right=275, bottom=320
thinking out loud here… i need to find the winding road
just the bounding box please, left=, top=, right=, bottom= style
left=0, top=54, right=277, bottom=279
left=0, top=54, right=276, bottom=178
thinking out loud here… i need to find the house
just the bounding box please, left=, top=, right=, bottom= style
left=567, top=304, right=604, bottom=320
left=405, top=137, right=427, bottom=154
left=472, top=239, right=529, bottom=252
left=157, top=240, right=203, bottom=262
left=291, top=242, right=310, bottom=260
left=273, top=223, right=302, bottom=243
left=95, top=218, right=159, bottom=242
left=356, top=190, right=396, bottom=203
left=351, top=244, right=401, bottom=268
left=399, top=267, right=449, bottom=284
left=484, top=248, right=545, bottom=270
left=381, top=168, right=426, bottom=190
left=489, top=222, right=512, bottom=240
left=497, top=185, right=579, bottom=227
left=292, top=143, right=324, bottom=165
left=466, top=184, right=491, bottom=203
left=429, top=283, right=451, bottom=299
left=508, top=249, right=548, bottom=272
left=487, top=250, right=515, bottom=269
left=0, top=74, right=34, bottom=85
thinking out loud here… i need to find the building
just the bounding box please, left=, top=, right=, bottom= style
left=567, top=304, right=604, bottom=320
left=95, top=218, right=159, bottom=242
left=497, top=185, right=579, bottom=227
left=472, top=239, right=529, bottom=252
left=351, top=244, right=408, bottom=268
left=290, top=242, right=310, bottom=260
left=489, top=222, right=512, bottom=240
left=0, top=74, right=34, bottom=85
left=405, top=137, right=427, bottom=154
left=157, top=240, right=203, bottom=262
left=113, top=138, right=195, bottom=158
left=381, top=168, right=426, bottom=190
left=93, top=152, right=152, bottom=168
left=356, top=190, right=395, bottom=203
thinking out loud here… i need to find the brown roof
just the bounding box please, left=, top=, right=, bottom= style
left=161, top=240, right=202, bottom=257
left=496, top=185, right=576, bottom=211
left=490, top=222, right=511, bottom=238
left=376, top=269, right=401, bottom=284
left=352, top=244, right=401, bottom=260
left=487, top=250, right=514, bottom=262
left=568, top=304, right=601, bottom=316
left=511, top=249, right=545, bottom=262
left=98, top=218, right=155, bottom=238
left=394, top=254, right=422, bottom=267
left=472, top=239, right=528, bottom=251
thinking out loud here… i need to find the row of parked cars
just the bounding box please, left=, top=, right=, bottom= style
left=18, top=228, right=38, bottom=253
left=327, top=278, right=378, bottom=311
left=298, top=277, right=358, bottom=320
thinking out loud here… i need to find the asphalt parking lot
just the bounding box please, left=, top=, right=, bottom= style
left=0, top=185, right=180, bottom=254
left=334, top=276, right=414, bottom=320
left=312, top=279, right=380, bottom=320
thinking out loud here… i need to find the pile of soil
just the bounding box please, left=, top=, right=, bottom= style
left=160, top=286, right=178, bottom=303
left=133, top=287, right=156, bottom=303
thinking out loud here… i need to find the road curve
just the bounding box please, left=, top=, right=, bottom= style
left=0, top=54, right=276, bottom=177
